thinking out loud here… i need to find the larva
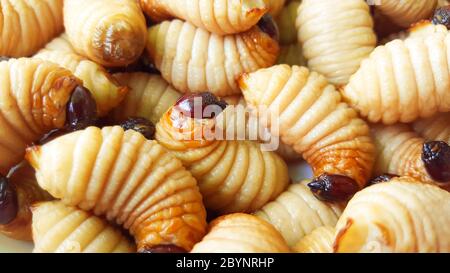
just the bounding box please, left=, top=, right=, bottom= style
left=372, top=124, right=450, bottom=188
left=296, top=0, right=377, bottom=86
left=32, top=201, right=135, bottom=253
left=275, top=0, right=300, bottom=45
left=64, top=0, right=147, bottom=67
left=139, top=0, right=268, bottom=35
left=41, top=33, right=77, bottom=54
left=413, top=112, right=450, bottom=143
left=334, top=177, right=450, bottom=253
left=240, top=65, right=375, bottom=200
left=111, top=73, right=182, bottom=125
left=0, top=0, right=64, bottom=57
left=146, top=18, right=280, bottom=97
left=254, top=181, right=343, bottom=247
left=276, top=44, right=306, bottom=67
left=191, top=213, right=290, bottom=253
left=155, top=94, right=290, bottom=214
left=374, top=0, right=437, bottom=28
left=0, top=58, right=83, bottom=175
left=439, top=0, right=450, bottom=7
left=25, top=126, right=207, bottom=252
left=292, top=226, right=335, bottom=253
left=380, top=20, right=448, bottom=45
left=343, top=32, right=450, bottom=125
left=33, top=50, right=128, bottom=116
left=0, top=162, right=52, bottom=241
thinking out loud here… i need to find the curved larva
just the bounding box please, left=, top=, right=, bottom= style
left=25, top=126, right=207, bottom=252
left=191, top=213, right=290, bottom=253
left=292, top=226, right=335, bottom=253
left=33, top=50, right=128, bottom=116
left=343, top=33, right=450, bottom=124
left=275, top=1, right=300, bottom=45
left=0, top=58, right=81, bottom=175
left=0, top=162, right=52, bottom=241
left=146, top=19, right=280, bottom=97
left=139, top=0, right=268, bottom=35
left=41, top=33, right=77, bottom=54
left=375, top=0, right=437, bottom=28
left=413, top=113, right=450, bottom=143
left=0, top=0, right=64, bottom=57
left=296, top=0, right=377, bottom=85
left=240, top=65, right=375, bottom=188
left=32, top=201, right=135, bottom=253
left=64, top=0, right=147, bottom=67
left=111, top=73, right=182, bottom=124
left=439, top=0, right=450, bottom=7
left=334, top=178, right=450, bottom=253
left=254, top=181, right=343, bottom=247
left=276, top=44, right=306, bottom=67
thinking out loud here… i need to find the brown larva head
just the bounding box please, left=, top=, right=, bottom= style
left=119, top=117, right=156, bottom=140
left=422, top=141, right=450, bottom=182
left=432, top=5, right=450, bottom=29
left=138, top=244, right=187, bottom=253
left=66, top=86, right=98, bottom=131
left=308, top=173, right=359, bottom=202
left=257, top=14, right=280, bottom=41
left=174, top=92, right=228, bottom=119
left=0, top=175, right=18, bottom=225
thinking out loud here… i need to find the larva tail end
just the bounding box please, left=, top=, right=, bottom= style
left=0, top=176, right=18, bottom=225
left=25, top=146, right=42, bottom=171
left=308, top=173, right=359, bottom=202
left=422, top=141, right=450, bottom=182
left=138, top=244, right=187, bottom=253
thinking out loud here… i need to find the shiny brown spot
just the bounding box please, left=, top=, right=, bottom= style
left=422, top=141, right=450, bottom=182
left=257, top=14, right=279, bottom=41
left=0, top=176, right=18, bottom=225
left=174, top=92, right=227, bottom=119
left=368, top=174, right=399, bottom=186
left=66, top=85, right=98, bottom=130
left=308, top=173, right=359, bottom=202
left=138, top=244, right=187, bottom=253
left=120, top=117, right=155, bottom=140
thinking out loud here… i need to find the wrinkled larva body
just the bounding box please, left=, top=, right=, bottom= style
left=254, top=181, right=343, bottom=247
left=240, top=65, right=375, bottom=189
left=276, top=44, right=306, bottom=67
left=275, top=1, right=300, bottom=45
left=191, top=213, right=290, bottom=253
left=64, top=0, right=147, bottom=67
left=0, top=0, right=64, bottom=57
left=0, top=58, right=81, bottom=175
left=334, top=178, right=450, bottom=253
left=292, top=226, right=335, bottom=253
left=146, top=19, right=279, bottom=97
left=374, top=0, right=437, bottom=28
left=296, top=0, right=377, bottom=86
left=32, top=201, right=135, bottom=253
left=41, top=33, right=76, bottom=54
left=111, top=73, right=182, bottom=125
left=26, top=126, right=207, bottom=252
left=413, top=112, right=450, bottom=143
left=33, top=50, right=128, bottom=116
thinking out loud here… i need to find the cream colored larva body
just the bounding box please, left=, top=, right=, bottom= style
left=41, top=33, right=76, bottom=53
left=0, top=0, right=64, bottom=57
left=374, top=0, right=437, bottom=28
left=292, top=226, right=335, bottom=253
left=413, top=112, right=450, bottom=143
left=296, top=0, right=376, bottom=85
left=32, top=201, right=135, bottom=253
left=334, top=178, right=450, bottom=253
left=146, top=19, right=279, bottom=97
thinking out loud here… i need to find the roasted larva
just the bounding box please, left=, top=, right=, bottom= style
left=413, top=112, right=450, bottom=143
left=275, top=0, right=300, bottom=45
left=191, top=213, right=290, bottom=253
left=334, top=177, right=450, bottom=253
left=0, top=162, right=52, bottom=241
left=32, top=201, right=135, bottom=253
left=64, top=0, right=147, bottom=67
left=343, top=32, right=450, bottom=124
left=240, top=65, right=375, bottom=201
left=0, top=0, right=64, bottom=57
left=33, top=50, right=128, bottom=116
left=111, top=73, right=182, bottom=124
left=374, top=0, right=437, bottom=28
left=292, top=226, right=335, bottom=253
left=296, top=0, right=377, bottom=85
left=155, top=93, right=290, bottom=214
left=146, top=18, right=280, bottom=97
left=254, top=181, right=343, bottom=247
left=25, top=126, right=207, bottom=252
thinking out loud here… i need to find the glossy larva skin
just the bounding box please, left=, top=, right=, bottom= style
left=41, top=33, right=76, bottom=53
left=146, top=19, right=279, bottom=97
left=32, top=201, right=135, bottom=253
left=64, top=0, right=147, bottom=67
left=26, top=126, right=207, bottom=252
left=344, top=33, right=450, bottom=125
left=240, top=65, right=375, bottom=189
left=292, top=226, right=335, bottom=253
left=334, top=178, right=450, bottom=253
left=191, top=213, right=290, bottom=253
left=413, top=112, right=450, bottom=143
left=375, top=0, right=437, bottom=28
left=0, top=58, right=81, bottom=175
left=112, top=73, right=182, bottom=124
left=296, top=0, right=376, bottom=86
left=0, top=0, right=64, bottom=57
left=255, top=181, right=343, bottom=247
left=33, top=50, right=128, bottom=116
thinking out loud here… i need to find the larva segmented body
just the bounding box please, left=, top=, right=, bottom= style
left=191, top=213, right=290, bottom=253
left=0, top=0, right=64, bottom=57
left=275, top=1, right=300, bottom=45
left=240, top=65, right=375, bottom=189
left=292, top=226, right=335, bottom=253
left=146, top=19, right=279, bottom=97
left=32, top=201, right=135, bottom=253
left=375, top=0, right=437, bottom=28
left=335, top=178, right=450, bottom=253
left=254, top=181, right=343, bottom=247
left=41, top=33, right=77, bottom=54
left=26, top=126, right=207, bottom=252
left=413, top=113, right=450, bottom=143
left=0, top=58, right=82, bottom=175
left=296, top=0, right=377, bottom=85
left=64, top=0, right=147, bottom=67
